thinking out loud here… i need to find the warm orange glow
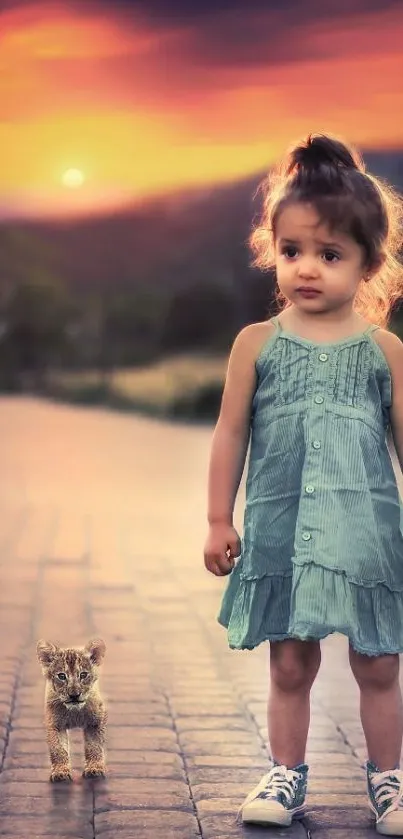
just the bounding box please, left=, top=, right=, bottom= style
left=1, top=2, right=403, bottom=218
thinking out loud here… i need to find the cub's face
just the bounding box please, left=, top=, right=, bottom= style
left=37, top=639, right=106, bottom=709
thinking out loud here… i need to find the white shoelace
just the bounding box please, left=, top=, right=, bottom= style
left=257, top=766, right=302, bottom=805
left=371, top=769, right=403, bottom=818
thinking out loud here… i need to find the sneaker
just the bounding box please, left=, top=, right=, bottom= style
left=367, top=761, right=403, bottom=835
left=240, top=762, right=308, bottom=826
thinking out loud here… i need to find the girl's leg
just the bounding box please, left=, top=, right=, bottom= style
left=349, top=645, right=403, bottom=770
left=268, top=638, right=321, bottom=767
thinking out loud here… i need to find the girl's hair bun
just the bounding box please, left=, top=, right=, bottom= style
left=286, top=134, right=362, bottom=178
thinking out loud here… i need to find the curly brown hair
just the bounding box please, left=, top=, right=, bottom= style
left=250, top=134, right=403, bottom=327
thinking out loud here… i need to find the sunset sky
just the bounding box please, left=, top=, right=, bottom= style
left=1, top=0, right=403, bottom=218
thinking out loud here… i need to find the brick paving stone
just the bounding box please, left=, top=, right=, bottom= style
left=15, top=689, right=45, bottom=705
left=6, top=738, right=49, bottom=756
left=199, top=812, right=306, bottom=838
left=0, top=817, right=93, bottom=837
left=180, top=731, right=260, bottom=747
left=306, top=793, right=368, bottom=807
left=0, top=795, right=92, bottom=817
left=0, top=694, right=14, bottom=706
left=181, top=741, right=267, bottom=758
left=106, top=727, right=178, bottom=750
left=309, top=832, right=373, bottom=838
left=106, top=698, right=168, bottom=712
left=0, top=768, right=56, bottom=783
left=305, top=740, right=352, bottom=753
left=10, top=715, right=45, bottom=728
left=307, top=765, right=364, bottom=779
left=198, top=797, right=252, bottom=817
left=94, top=809, right=201, bottom=836
left=192, top=782, right=269, bottom=801
left=93, top=777, right=189, bottom=797
left=105, top=749, right=182, bottom=765
left=170, top=686, right=236, bottom=698
left=186, top=754, right=269, bottom=769
left=172, top=701, right=245, bottom=716
left=305, top=752, right=362, bottom=767
left=94, top=790, right=193, bottom=812
left=174, top=715, right=250, bottom=732
left=0, top=833, right=91, bottom=839
left=307, top=776, right=366, bottom=793
left=187, top=767, right=272, bottom=786
left=7, top=730, right=44, bottom=743
left=4, top=754, right=52, bottom=770
left=106, top=712, right=172, bottom=727
left=307, top=729, right=343, bottom=741
left=0, top=679, right=16, bottom=691
left=102, top=687, right=160, bottom=700
left=211, top=834, right=306, bottom=839
left=0, top=781, right=59, bottom=796
left=304, top=806, right=373, bottom=830
left=100, top=763, right=187, bottom=780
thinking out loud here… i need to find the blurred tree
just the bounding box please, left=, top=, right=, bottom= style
left=161, top=282, right=236, bottom=353
left=1, top=273, right=73, bottom=389
left=0, top=227, right=76, bottom=389
left=99, top=287, right=170, bottom=369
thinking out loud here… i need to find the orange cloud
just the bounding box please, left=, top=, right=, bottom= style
left=1, top=5, right=156, bottom=58
left=0, top=1, right=402, bottom=218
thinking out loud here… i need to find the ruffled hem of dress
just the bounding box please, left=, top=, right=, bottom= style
left=241, top=557, right=403, bottom=592
left=218, top=559, right=403, bottom=656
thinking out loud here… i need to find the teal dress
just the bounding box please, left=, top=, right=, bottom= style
left=218, top=317, right=403, bottom=656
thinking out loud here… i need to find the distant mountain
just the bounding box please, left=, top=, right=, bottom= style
left=2, top=150, right=402, bottom=294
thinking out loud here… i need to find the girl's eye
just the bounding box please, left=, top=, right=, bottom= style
left=282, top=245, right=299, bottom=259
left=80, top=672, right=89, bottom=680
left=323, top=250, right=340, bottom=263
left=57, top=673, right=67, bottom=681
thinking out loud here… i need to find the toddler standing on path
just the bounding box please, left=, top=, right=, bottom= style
left=204, top=134, right=403, bottom=835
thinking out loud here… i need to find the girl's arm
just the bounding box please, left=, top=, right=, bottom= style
left=204, top=323, right=271, bottom=577
left=207, top=322, right=270, bottom=526
left=377, top=330, right=403, bottom=471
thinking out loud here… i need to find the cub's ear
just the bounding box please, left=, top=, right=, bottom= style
left=85, top=638, right=106, bottom=666
left=36, top=640, right=58, bottom=669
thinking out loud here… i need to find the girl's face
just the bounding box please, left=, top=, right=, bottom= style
left=274, top=202, right=367, bottom=315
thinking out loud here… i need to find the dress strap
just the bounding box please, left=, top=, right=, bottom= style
left=364, top=323, right=380, bottom=335
left=271, top=315, right=379, bottom=339
left=270, top=315, right=282, bottom=332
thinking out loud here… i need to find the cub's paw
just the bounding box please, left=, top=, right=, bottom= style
left=83, top=764, right=106, bottom=779
left=50, top=766, right=73, bottom=783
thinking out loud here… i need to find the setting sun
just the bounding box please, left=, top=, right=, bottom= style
left=62, top=168, right=85, bottom=189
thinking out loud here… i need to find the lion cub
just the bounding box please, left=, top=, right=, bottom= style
left=36, top=638, right=107, bottom=782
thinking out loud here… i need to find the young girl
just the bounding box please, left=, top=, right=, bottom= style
left=204, top=133, right=403, bottom=835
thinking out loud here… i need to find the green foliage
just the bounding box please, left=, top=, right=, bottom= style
left=47, top=364, right=224, bottom=423
left=168, top=380, right=223, bottom=421
left=161, top=282, right=237, bottom=353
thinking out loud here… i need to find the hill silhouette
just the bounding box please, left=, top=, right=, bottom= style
left=3, top=150, right=402, bottom=295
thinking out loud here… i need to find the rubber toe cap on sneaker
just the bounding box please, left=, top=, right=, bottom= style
left=376, top=811, right=403, bottom=836
left=242, top=799, right=292, bottom=826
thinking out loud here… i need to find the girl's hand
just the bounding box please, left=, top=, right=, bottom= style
left=204, top=524, right=241, bottom=576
